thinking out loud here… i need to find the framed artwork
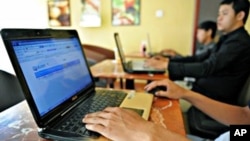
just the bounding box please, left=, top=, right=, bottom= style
left=80, top=0, right=101, bottom=27
left=112, top=0, right=140, bottom=26
left=48, top=0, right=71, bottom=27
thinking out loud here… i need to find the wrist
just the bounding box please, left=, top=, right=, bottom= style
left=181, top=89, right=193, bottom=100
left=139, top=122, right=155, bottom=141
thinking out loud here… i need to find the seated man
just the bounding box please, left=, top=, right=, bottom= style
left=144, top=0, right=250, bottom=138
left=82, top=78, right=250, bottom=141
left=161, top=20, right=217, bottom=58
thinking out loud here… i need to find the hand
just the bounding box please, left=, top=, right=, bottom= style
left=144, top=79, right=189, bottom=99
left=144, top=56, right=169, bottom=70
left=82, top=107, right=152, bottom=141
left=82, top=107, right=190, bottom=141
left=160, top=49, right=178, bottom=57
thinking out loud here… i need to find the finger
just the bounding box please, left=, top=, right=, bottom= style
left=85, top=123, right=107, bottom=136
left=156, top=80, right=168, bottom=86
left=85, top=123, right=118, bottom=141
left=155, top=91, right=168, bottom=97
left=84, top=107, right=119, bottom=118
left=83, top=112, right=110, bottom=125
left=84, top=111, right=104, bottom=118
left=144, top=81, right=158, bottom=91
left=102, top=107, right=123, bottom=114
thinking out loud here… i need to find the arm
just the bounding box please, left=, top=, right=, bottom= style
left=170, top=49, right=211, bottom=63
left=83, top=107, right=190, bottom=141
left=184, top=91, right=250, bottom=125
left=169, top=39, right=250, bottom=78
left=145, top=79, right=250, bottom=126
left=160, top=49, right=182, bottom=57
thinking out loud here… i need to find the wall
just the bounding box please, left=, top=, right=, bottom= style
left=0, top=0, right=197, bottom=74
left=71, top=0, right=196, bottom=55
left=198, top=0, right=220, bottom=22
left=0, top=0, right=48, bottom=74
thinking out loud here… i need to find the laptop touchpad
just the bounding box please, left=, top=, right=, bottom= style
left=122, top=107, right=144, bottom=116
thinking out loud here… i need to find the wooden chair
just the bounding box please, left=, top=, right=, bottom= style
left=82, top=44, right=114, bottom=63
left=82, top=44, right=115, bottom=88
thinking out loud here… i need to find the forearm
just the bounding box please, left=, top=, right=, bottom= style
left=170, top=56, right=196, bottom=63
left=168, top=62, right=210, bottom=78
left=183, top=91, right=250, bottom=125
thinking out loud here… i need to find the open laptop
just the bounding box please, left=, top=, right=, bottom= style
left=114, top=32, right=166, bottom=74
left=1, top=28, right=153, bottom=141
left=146, top=33, right=171, bottom=58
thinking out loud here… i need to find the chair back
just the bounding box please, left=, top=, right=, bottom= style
left=0, top=70, right=25, bottom=112
left=82, top=44, right=115, bottom=63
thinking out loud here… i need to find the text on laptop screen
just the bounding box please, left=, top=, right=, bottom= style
left=11, top=37, right=92, bottom=116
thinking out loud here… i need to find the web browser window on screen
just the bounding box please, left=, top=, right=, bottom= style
left=11, top=37, right=92, bottom=116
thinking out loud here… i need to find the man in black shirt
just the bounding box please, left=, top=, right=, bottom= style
left=144, top=0, right=250, bottom=138
left=145, top=0, right=250, bottom=106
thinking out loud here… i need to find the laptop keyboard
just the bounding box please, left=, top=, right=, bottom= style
left=53, top=89, right=127, bottom=138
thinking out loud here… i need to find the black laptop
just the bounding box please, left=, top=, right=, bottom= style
left=1, top=29, right=153, bottom=141
left=114, top=32, right=166, bottom=74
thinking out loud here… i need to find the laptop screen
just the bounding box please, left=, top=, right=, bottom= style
left=10, top=37, right=92, bottom=117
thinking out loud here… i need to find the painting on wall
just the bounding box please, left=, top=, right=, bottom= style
left=80, top=0, right=101, bottom=27
left=112, top=0, right=140, bottom=26
left=48, top=0, right=71, bottom=27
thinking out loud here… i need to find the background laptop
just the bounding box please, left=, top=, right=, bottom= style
left=114, top=32, right=165, bottom=74
left=1, top=29, right=153, bottom=141
left=146, top=33, right=171, bottom=58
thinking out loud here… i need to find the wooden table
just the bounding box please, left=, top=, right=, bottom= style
left=90, top=59, right=168, bottom=89
left=0, top=96, right=185, bottom=140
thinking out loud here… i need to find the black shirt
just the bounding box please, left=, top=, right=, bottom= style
left=168, top=27, right=250, bottom=105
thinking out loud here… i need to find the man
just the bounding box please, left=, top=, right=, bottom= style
left=161, top=20, right=217, bottom=57
left=82, top=79, right=250, bottom=141
left=144, top=0, right=250, bottom=138
left=194, top=21, right=217, bottom=55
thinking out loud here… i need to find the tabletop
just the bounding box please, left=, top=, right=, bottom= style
left=0, top=94, right=185, bottom=140
left=90, top=59, right=169, bottom=89
left=90, top=59, right=168, bottom=80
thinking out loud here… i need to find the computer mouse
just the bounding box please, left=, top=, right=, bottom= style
left=147, top=86, right=167, bottom=95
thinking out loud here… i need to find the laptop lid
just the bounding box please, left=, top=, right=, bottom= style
left=1, top=29, right=95, bottom=127
left=113, top=32, right=128, bottom=69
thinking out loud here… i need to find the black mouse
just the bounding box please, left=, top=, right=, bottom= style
left=147, top=86, right=167, bottom=95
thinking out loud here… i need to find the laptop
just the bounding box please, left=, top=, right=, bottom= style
left=1, top=28, right=153, bottom=141
left=114, top=32, right=166, bottom=74
left=146, top=33, right=171, bottom=58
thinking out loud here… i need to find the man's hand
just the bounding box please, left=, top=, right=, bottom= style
left=144, top=55, right=169, bottom=70
left=145, top=79, right=189, bottom=99
left=160, top=49, right=179, bottom=57
left=82, top=106, right=190, bottom=141
left=82, top=107, right=152, bottom=141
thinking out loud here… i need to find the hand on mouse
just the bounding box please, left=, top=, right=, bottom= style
left=146, top=86, right=166, bottom=95
left=144, top=79, right=189, bottom=99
